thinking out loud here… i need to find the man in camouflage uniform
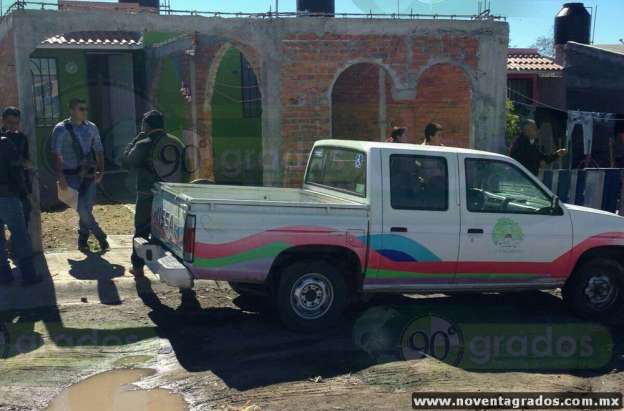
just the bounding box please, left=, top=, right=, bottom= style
left=123, top=110, right=189, bottom=277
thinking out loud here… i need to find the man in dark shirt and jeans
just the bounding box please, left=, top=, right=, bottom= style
left=510, top=119, right=567, bottom=176
left=123, top=110, right=188, bottom=277
left=0, top=136, right=40, bottom=285
left=1, top=107, right=32, bottom=227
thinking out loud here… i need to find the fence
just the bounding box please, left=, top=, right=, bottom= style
left=540, top=168, right=624, bottom=214
left=1, top=1, right=506, bottom=21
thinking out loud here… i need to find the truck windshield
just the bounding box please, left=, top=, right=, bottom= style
left=305, top=147, right=367, bottom=197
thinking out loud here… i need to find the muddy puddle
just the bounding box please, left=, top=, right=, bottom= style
left=45, top=368, right=186, bottom=411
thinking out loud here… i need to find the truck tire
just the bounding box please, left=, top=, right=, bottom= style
left=276, top=260, right=348, bottom=332
left=563, top=258, right=624, bottom=326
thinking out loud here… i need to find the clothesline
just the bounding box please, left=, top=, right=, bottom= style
left=508, top=88, right=624, bottom=122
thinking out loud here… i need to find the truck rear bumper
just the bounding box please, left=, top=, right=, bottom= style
left=133, top=238, right=194, bottom=289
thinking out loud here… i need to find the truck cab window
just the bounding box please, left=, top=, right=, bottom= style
left=305, top=147, right=367, bottom=197
left=390, top=155, right=448, bottom=210
left=465, top=158, right=554, bottom=214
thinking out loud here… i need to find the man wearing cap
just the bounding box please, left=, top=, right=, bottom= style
left=123, top=110, right=189, bottom=277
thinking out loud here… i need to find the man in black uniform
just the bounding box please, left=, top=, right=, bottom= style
left=0, top=135, right=39, bottom=285
left=1, top=107, right=32, bottom=227
left=123, top=110, right=189, bottom=277
left=510, top=119, right=567, bottom=176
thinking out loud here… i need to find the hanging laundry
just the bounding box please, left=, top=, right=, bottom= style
left=566, top=110, right=594, bottom=155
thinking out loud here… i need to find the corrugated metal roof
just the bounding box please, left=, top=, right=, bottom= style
left=589, top=44, right=624, bottom=56
left=507, top=48, right=563, bottom=72
left=40, top=31, right=143, bottom=49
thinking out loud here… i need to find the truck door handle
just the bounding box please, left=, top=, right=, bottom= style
left=391, top=227, right=408, bottom=233
left=468, top=228, right=484, bottom=234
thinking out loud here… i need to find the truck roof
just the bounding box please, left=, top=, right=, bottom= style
left=313, top=139, right=508, bottom=159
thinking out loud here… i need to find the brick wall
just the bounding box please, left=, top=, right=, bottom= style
left=150, top=32, right=479, bottom=187
left=282, top=34, right=476, bottom=185
left=0, top=30, right=18, bottom=109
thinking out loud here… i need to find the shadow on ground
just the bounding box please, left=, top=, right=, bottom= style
left=134, top=278, right=624, bottom=391
left=0, top=254, right=155, bottom=359
left=68, top=251, right=125, bottom=305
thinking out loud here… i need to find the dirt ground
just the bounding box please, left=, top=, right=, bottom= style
left=41, top=204, right=135, bottom=251
left=3, top=205, right=623, bottom=410
left=1, top=276, right=623, bottom=410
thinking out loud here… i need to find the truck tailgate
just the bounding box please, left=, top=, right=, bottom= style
left=151, top=186, right=189, bottom=259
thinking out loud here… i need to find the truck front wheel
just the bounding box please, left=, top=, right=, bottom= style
left=563, top=258, right=624, bottom=325
left=277, top=261, right=348, bottom=332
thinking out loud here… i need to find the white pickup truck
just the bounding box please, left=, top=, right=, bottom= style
left=135, top=140, right=624, bottom=331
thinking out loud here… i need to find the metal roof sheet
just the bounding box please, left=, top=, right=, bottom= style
left=40, top=31, right=143, bottom=49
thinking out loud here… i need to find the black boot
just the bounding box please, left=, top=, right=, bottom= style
left=0, top=264, right=13, bottom=286
left=97, top=235, right=110, bottom=252
left=78, top=234, right=89, bottom=252
left=18, top=257, right=41, bottom=286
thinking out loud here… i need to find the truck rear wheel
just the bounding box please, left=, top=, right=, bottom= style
left=563, top=258, right=624, bottom=325
left=276, top=260, right=347, bottom=332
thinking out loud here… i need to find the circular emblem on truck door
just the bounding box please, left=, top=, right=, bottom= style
left=492, top=218, right=524, bottom=249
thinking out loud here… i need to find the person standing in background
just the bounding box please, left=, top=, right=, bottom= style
left=422, top=122, right=444, bottom=146
left=52, top=98, right=109, bottom=252
left=387, top=126, right=408, bottom=143
left=1, top=107, right=32, bottom=227
left=510, top=119, right=567, bottom=176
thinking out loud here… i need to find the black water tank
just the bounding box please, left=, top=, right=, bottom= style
left=118, top=0, right=159, bottom=8
left=138, top=0, right=159, bottom=7
left=555, top=3, right=591, bottom=45
left=297, top=0, right=335, bottom=16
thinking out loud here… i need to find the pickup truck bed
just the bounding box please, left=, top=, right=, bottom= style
left=160, top=184, right=368, bottom=207
left=146, top=183, right=370, bottom=289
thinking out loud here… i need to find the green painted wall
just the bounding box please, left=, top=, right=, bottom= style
left=211, top=48, right=262, bottom=186
left=32, top=50, right=88, bottom=175
left=152, top=57, right=188, bottom=140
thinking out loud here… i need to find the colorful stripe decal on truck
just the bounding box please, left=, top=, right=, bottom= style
left=189, top=227, right=624, bottom=284
left=366, top=234, right=441, bottom=262
left=194, top=242, right=290, bottom=269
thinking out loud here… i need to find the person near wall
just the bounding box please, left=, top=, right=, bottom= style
left=386, top=126, right=408, bottom=143
left=422, top=122, right=444, bottom=146
left=1, top=107, right=32, bottom=228
left=123, top=110, right=189, bottom=278
left=0, top=135, right=40, bottom=286
left=52, top=98, right=109, bottom=252
left=510, top=119, right=567, bottom=176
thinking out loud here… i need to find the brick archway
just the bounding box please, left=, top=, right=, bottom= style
left=330, top=62, right=401, bottom=142
left=193, top=40, right=262, bottom=182
left=413, top=63, right=473, bottom=147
